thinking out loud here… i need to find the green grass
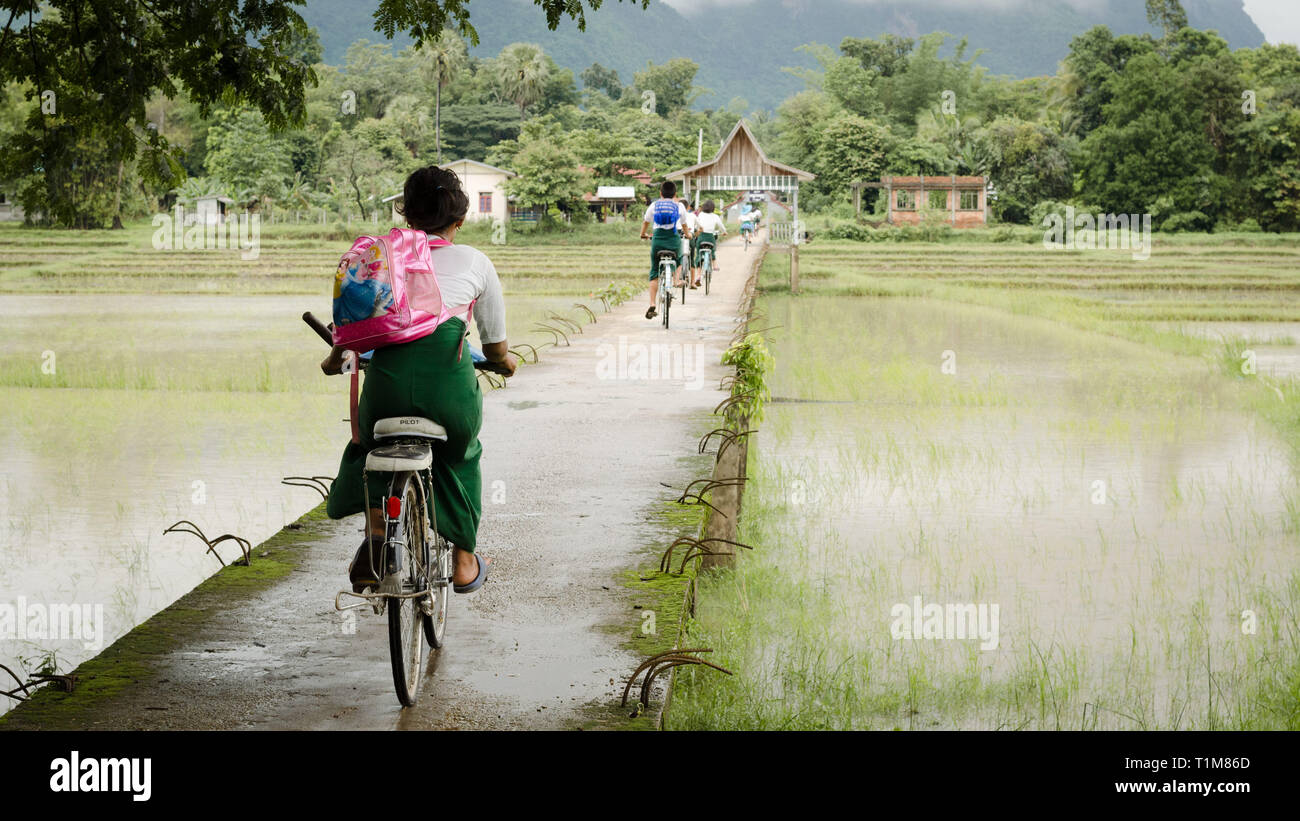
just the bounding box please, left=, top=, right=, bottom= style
left=669, top=235, right=1300, bottom=731
left=0, top=218, right=650, bottom=391
left=0, top=218, right=646, bottom=295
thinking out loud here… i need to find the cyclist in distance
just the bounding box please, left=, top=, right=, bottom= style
left=740, top=204, right=756, bottom=244
left=693, top=200, right=727, bottom=287
left=639, top=180, right=688, bottom=319
left=319, top=166, right=516, bottom=594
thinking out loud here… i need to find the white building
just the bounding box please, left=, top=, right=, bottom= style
left=194, top=195, right=233, bottom=223
left=385, top=159, right=517, bottom=226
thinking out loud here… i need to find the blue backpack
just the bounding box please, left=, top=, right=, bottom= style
left=651, top=199, right=681, bottom=230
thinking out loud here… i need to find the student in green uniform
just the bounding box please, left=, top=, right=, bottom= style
left=320, top=166, right=517, bottom=595
left=639, top=180, right=688, bottom=319
left=692, top=200, right=728, bottom=287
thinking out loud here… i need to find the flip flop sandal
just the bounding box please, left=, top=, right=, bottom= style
left=645, top=306, right=657, bottom=319
left=454, top=553, right=489, bottom=594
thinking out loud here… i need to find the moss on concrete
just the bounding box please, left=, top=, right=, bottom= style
left=0, top=505, right=332, bottom=729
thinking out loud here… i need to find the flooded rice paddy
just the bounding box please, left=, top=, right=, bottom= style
left=672, top=290, right=1300, bottom=730
left=0, top=224, right=644, bottom=706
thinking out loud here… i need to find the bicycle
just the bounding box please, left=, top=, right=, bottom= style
left=742, top=224, right=753, bottom=250
left=698, top=241, right=715, bottom=296
left=680, top=240, right=689, bottom=306
left=656, top=250, right=676, bottom=329
left=303, top=311, right=507, bottom=707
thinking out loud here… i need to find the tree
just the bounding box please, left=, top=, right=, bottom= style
left=412, top=32, right=469, bottom=162
left=581, top=63, right=623, bottom=98
left=840, top=33, right=913, bottom=78
left=824, top=58, right=883, bottom=119
left=633, top=59, right=699, bottom=116
left=0, top=0, right=650, bottom=226
left=489, top=120, right=589, bottom=224
left=204, top=109, right=295, bottom=206
left=772, top=91, right=838, bottom=171
left=1075, top=52, right=1220, bottom=223
left=494, top=43, right=552, bottom=120
left=978, top=117, right=1073, bottom=223
left=285, top=25, right=325, bottom=65
left=1061, top=27, right=1157, bottom=139
left=571, top=127, right=643, bottom=185
left=0, top=0, right=314, bottom=226
left=809, top=113, right=889, bottom=206
left=340, top=41, right=406, bottom=121
left=1145, top=0, right=1189, bottom=40
left=1231, top=107, right=1300, bottom=231
left=323, top=122, right=400, bottom=215
left=433, top=104, right=521, bottom=161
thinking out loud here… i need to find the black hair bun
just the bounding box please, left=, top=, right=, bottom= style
left=398, top=166, right=470, bottom=233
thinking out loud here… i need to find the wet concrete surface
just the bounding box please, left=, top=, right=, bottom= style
left=8, top=235, right=761, bottom=730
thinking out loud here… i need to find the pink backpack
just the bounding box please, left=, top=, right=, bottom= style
left=331, top=227, right=475, bottom=356
left=330, top=227, right=475, bottom=444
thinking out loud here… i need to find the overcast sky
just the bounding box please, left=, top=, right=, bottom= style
left=659, top=0, right=1300, bottom=46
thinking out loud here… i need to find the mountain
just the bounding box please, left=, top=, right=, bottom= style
left=300, top=0, right=1266, bottom=111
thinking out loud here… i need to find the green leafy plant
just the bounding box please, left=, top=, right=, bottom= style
left=721, top=332, right=773, bottom=424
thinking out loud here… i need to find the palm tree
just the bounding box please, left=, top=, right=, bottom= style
left=416, top=32, right=468, bottom=163
left=495, top=43, right=550, bottom=122
left=385, top=94, right=432, bottom=157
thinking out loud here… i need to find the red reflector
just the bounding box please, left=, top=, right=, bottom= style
left=386, top=496, right=402, bottom=519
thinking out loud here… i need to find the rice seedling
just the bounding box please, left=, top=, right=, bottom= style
left=672, top=237, right=1300, bottom=730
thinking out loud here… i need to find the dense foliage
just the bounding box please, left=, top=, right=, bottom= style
left=0, top=0, right=1296, bottom=231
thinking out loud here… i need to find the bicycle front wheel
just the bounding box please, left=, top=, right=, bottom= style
left=387, top=472, right=427, bottom=707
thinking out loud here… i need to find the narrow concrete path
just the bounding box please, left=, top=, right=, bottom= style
left=9, top=233, right=762, bottom=730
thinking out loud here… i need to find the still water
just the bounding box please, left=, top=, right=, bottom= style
left=0, top=291, right=578, bottom=708
left=736, top=296, right=1299, bottom=728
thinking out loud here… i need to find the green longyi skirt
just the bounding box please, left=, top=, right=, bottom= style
left=325, top=319, right=483, bottom=552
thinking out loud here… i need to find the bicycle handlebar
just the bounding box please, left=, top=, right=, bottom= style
left=302, top=311, right=333, bottom=346
left=303, top=311, right=508, bottom=374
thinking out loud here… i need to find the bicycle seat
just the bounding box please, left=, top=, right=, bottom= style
left=374, top=417, right=448, bottom=442
left=365, top=444, right=433, bottom=473
left=656, top=249, right=678, bottom=260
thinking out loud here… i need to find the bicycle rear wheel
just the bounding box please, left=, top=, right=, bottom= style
left=387, top=472, right=428, bottom=707
left=704, top=252, right=712, bottom=296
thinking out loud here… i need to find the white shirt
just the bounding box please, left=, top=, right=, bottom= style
left=683, top=210, right=699, bottom=233
left=427, top=241, right=508, bottom=345
left=696, top=213, right=725, bottom=234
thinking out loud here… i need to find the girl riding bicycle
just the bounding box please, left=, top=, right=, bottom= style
left=693, top=200, right=727, bottom=287
left=320, top=166, right=517, bottom=594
